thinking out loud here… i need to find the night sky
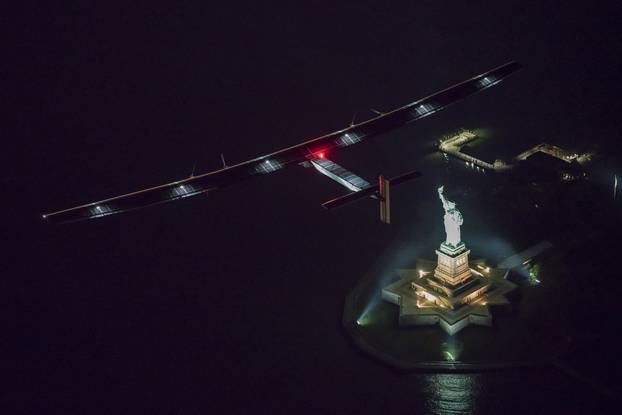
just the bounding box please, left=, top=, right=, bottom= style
left=6, top=2, right=622, bottom=413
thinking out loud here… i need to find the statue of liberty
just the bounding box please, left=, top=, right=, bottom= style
left=438, top=186, right=463, bottom=247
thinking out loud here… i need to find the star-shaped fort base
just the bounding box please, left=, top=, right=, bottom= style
left=382, top=258, right=516, bottom=335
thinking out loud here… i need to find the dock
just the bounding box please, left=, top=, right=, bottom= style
left=438, top=130, right=512, bottom=171
left=438, top=130, right=585, bottom=174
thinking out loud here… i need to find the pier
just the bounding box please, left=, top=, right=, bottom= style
left=438, top=130, right=512, bottom=171
left=438, top=130, right=585, bottom=174
left=515, top=143, right=578, bottom=163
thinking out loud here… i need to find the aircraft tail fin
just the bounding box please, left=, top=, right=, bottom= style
left=379, top=175, right=390, bottom=224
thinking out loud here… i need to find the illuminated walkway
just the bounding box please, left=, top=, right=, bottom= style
left=438, top=130, right=587, bottom=174
left=438, top=130, right=512, bottom=171
left=515, top=143, right=578, bottom=162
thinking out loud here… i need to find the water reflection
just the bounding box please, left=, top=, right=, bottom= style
left=423, top=373, right=481, bottom=415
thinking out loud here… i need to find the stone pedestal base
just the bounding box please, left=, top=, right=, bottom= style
left=434, top=243, right=472, bottom=287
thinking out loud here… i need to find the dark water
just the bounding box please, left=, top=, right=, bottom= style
left=7, top=2, right=622, bottom=413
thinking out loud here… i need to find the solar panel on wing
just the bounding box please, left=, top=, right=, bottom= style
left=43, top=61, right=521, bottom=223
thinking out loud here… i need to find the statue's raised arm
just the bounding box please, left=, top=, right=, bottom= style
left=437, top=186, right=453, bottom=212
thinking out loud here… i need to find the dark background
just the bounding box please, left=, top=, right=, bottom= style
left=5, top=1, right=622, bottom=413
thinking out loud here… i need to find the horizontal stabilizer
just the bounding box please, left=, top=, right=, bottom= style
left=322, top=170, right=421, bottom=210
left=322, top=186, right=378, bottom=210
left=387, top=170, right=422, bottom=186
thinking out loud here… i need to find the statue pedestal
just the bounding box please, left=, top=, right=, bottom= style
left=434, top=243, right=471, bottom=286
left=413, top=242, right=489, bottom=311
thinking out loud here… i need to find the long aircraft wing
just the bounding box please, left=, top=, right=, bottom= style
left=42, top=61, right=521, bottom=223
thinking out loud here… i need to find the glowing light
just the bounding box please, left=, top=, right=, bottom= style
left=470, top=268, right=484, bottom=277
left=171, top=183, right=197, bottom=199
left=476, top=265, right=490, bottom=273
left=90, top=203, right=113, bottom=218
left=528, top=263, right=541, bottom=285
left=443, top=351, right=455, bottom=361
left=356, top=313, right=370, bottom=326
left=441, top=340, right=463, bottom=363
left=416, top=299, right=435, bottom=308
left=478, top=76, right=499, bottom=88
left=256, top=158, right=283, bottom=174
left=336, top=132, right=361, bottom=147
left=414, top=102, right=437, bottom=117
left=317, top=151, right=325, bottom=159
left=423, top=292, right=437, bottom=302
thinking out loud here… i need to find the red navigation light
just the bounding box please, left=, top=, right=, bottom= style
left=317, top=151, right=326, bottom=159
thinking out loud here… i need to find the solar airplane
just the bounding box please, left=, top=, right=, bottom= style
left=42, top=61, right=521, bottom=224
